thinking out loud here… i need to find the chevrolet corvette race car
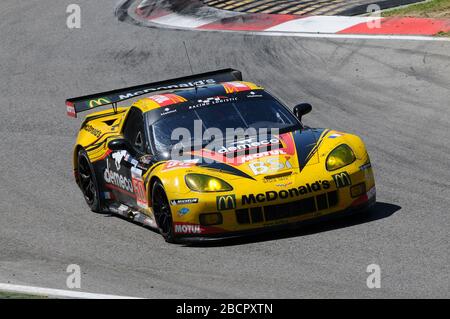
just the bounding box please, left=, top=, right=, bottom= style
left=67, top=69, right=376, bottom=243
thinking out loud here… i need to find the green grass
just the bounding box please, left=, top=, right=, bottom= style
left=382, top=0, right=450, bottom=18
left=0, top=291, right=47, bottom=299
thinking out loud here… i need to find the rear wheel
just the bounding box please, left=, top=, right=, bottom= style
left=77, top=149, right=102, bottom=213
left=152, top=181, right=175, bottom=243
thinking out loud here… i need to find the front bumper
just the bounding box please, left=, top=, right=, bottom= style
left=176, top=195, right=376, bottom=243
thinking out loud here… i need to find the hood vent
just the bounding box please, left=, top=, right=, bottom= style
left=264, top=171, right=292, bottom=180
left=103, top=119, right=116, bottom=126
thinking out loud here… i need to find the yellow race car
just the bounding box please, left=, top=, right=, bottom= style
left=67, top=69, right=375, bottom=243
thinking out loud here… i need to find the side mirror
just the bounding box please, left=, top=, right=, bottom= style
left=293, top=103, right=312, bottom=122
left=108, top=138, right=133, bottom=152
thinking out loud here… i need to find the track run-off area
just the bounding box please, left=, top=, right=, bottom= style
left=0, top=0, right=449, bottom=298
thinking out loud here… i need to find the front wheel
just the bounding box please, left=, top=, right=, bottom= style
left=152, top=181, right=175, bottom=243
left=77, top=149, right=102, bottom=213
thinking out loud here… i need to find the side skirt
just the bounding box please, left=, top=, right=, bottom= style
left=107, top=202, right=158, bottom=230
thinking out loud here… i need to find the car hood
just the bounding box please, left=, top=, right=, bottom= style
left=185, top=128, right=329, bottom=181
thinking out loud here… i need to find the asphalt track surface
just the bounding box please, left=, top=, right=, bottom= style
left=0, top=0, right=449, bottom=298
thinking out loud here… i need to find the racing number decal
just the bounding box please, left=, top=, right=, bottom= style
left=131, top=167, right=148, bottom=208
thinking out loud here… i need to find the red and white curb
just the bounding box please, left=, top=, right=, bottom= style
left=128, top=2, right=450, bottom=41
left=0, top=283, right=141, bottom=299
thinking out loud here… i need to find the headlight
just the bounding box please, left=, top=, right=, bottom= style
left=185, top=174, right=233, bottom=192
left=326, top=144, right=356, bottom=171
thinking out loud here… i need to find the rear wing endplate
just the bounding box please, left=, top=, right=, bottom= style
left=65, top=68, right=242, bottom=118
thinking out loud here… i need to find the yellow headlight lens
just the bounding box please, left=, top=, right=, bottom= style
left=326, top=144, right=356, bottom=171
left=185, top=174, right=233, bottom=192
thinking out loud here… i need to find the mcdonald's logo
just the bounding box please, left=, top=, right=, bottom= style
left=88, top=97, right=111, bottom=108
left=216, top=195, right=236, bottom=211
left=332, top=172, right=352, bottom=188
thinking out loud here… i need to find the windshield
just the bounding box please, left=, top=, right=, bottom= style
left=149, top=95, right=299, bottom=156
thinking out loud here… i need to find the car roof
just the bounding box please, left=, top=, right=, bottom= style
left=132, top=81, right=263, bottom=113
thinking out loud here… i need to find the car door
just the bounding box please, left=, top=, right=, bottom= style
left=105, top=107, right=150, bottom=209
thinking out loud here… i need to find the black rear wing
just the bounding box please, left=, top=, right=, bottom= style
left=65, top=68, right=242, bottom=118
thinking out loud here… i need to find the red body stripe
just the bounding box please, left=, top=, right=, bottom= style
left=105, top=184, right=137, bottom=199
left=99, top=149, right=112, bottom=161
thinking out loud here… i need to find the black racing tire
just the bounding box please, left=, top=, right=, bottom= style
left=77, top=149, right=102, bottom=213
left=152, top=181, right=175, bottom=243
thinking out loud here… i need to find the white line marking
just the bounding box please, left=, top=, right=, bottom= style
left=0, top=283, right=141, bottom=299
left=259, top=31, right=450, bottom=41
left=150, top=12, right=217, bottom=28
left=266, top=16, right=381, bottom=33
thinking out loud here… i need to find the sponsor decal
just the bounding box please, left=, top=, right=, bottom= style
left=174, top=223, right=202, bottom=234
left=217, top=137, right=280, bottom=155
left=139, top=155, right=154, bottom=165
left=240, top=149, right=287, bottom=164
left=332, top=172, right=352, bottom=188
left=197, top=96, right=229, bottom=105
left=104, top=167, right=134, bottom=193
left=162, top=160, right=198, bottom=171
left=88, top=97, right=111, bottom=108
left=216, top=194, right=237, bottom=211
left=112, top=150, right=127, bottom=170
left=275, top=181, right=293, bottom=188
left=124, top=153, right=139, bottom=167
left=83, top=124, right=102, bottom=138
left=118, top=79, right=217, bottom=100
left=147, top=93, right=187, bottom=107
left=170, top=198, right=199, bottom=206
left=131, top=167, right=148, bottom=208
left=178, top=207, right=190, bottom=217
left=241, top=180, right=330, bottom=205
left=67, top=104, right=76, bottom=117
left=328, top=133, right=342, bottom=139
left=161, top=107, right=177, bottom=116
left=248, top=157, right=292, bottom=176
left=247, top=91, right=263, bottom=98
left=188, top=96, right=237, bottom=110
left=360, top=162, right=372, bottom=171
left=222, top=82, right=251, bottom=94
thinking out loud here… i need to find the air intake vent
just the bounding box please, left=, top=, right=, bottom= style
left=234, top=191, right=339, bottom=224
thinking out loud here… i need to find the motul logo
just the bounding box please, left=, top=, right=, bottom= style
left=174, top=224, right=202, bottom=234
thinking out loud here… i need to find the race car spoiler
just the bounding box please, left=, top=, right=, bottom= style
left=65, top=68, right=242, bottom=118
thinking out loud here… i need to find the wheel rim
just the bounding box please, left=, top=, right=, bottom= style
left=78, top=155, right=96, bottom=205
left=153, top=186, right=172, bottom=235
